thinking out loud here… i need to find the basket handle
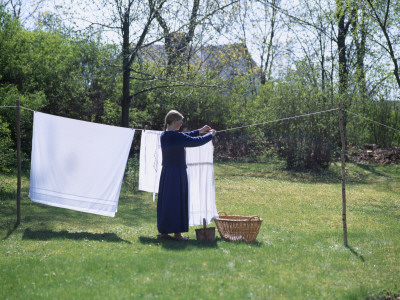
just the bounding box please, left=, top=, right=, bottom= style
left=218, top=211, right=228, bottom=217
left=248, top=216, right=260, bottom=221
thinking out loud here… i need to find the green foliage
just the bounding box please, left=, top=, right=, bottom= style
left=231, top=60, right=340, bottom=170
left=123, top=156, right=139, bottom=191
left=0, top=85, right=47, bottom=160
left=0, top=7, right=121, bottom=167
left=348, top=96, right=400, bottom=147
left=101, top=99, right=121, bottom=125
left=0, top=116, right=15, bottom=173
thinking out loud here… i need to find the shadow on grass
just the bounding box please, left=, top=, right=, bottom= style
left=346, top=245, right=365, bottom=262
left=357, top=164, right=388, bottom=178
left=18, top=197, right=155, bottom=228
left=22, top=228, right=131, bottom=244
left=2, top=222, right=19, bottom=240
left=139, top=236, right=263, bottom=250
left=361, top=289, right=400, bottom=300
left=139, top=236, right=219, bottom=250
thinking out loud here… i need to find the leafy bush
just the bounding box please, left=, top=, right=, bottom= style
left=0, top=117, right=15, bottom=173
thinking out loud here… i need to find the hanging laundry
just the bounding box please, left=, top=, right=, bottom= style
left=138, top=130, right=218, bottom=225
left=138, top=130, right=162, bottom=197
left=186, top=143, right=218, bottom=226
left=29, top=112, right=134, bottom=217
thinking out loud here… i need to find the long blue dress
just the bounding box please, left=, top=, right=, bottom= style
left=157, top=129, right=213, bottom=234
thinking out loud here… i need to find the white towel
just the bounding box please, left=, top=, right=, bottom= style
left=138, top=130, right=218, bottom=225
left=29, top=112, right=134, bottom=217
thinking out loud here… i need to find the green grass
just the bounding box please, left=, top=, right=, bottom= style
left=1, top=161, right=400, bottom=299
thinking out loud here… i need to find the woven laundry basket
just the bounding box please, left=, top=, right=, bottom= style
left=214, top=211, right=262, bottom=242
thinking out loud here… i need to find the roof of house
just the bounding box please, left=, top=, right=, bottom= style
left=137, top=42, right=259, bottom=78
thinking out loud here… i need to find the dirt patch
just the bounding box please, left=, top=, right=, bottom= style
left=349, top=144, right=400, bottom=164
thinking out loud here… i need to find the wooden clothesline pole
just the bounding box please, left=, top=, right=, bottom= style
left=338, top=100, right=348, bottom=247
left=16, top=99, right=21, bottom=225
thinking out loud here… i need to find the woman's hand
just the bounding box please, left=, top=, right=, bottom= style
left=199, top=125, right=212, bottom=134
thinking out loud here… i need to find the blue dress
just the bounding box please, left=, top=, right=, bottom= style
left=157, top=130, right=213, bottom=234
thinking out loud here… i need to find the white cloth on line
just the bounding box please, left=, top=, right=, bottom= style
left=29, top=112, right=134, bottom=217
left=186, top=143, right=218, bottom=226
left=138, top=130, right=218, bottom=225
left=138, top=130, right=162, bottom=202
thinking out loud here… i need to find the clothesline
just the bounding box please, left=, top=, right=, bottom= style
left=345, top=110, right=400, bottom=133
left=216, top=108, right=339, bottom=133
left=0, top=105, right=36, bottom=112
left=1, top=105, right=399, bottom=133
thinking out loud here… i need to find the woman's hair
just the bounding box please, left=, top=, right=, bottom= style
left=164, top=110, right=184, bottom=130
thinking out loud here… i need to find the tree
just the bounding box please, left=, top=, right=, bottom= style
left=0, top=0, right=45, bottom=24
left=153, top=0, right=200, bottom=74
left=351, top=0, right=368, bottom=99
left=64, top=0, right=238, bottom=127
left=228, top=0, right=282, bottom=85
left=365, top=0, right=400, bottom=89
left=256, top=0, right=281, bottom=85
left=0, top=7, right=122, bottom=161
left=336, top=0, right=352, bottom=103
left=59, top=0, right=166, bottom=127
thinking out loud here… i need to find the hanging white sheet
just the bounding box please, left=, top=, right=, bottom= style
left=29, top=112, right=134, bottom=217
left=186, top=143, right=218, bottom=226
left=138, top=130, right=218, bottom=225
left=138, top=130, right=162, bottom=198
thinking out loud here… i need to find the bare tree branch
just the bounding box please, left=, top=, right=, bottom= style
left=131, top=82, right=226, bottom=97
left=366, top=0, right=400, bottom=89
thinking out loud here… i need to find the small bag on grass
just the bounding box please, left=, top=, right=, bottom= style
left=195, top=218, right=216, bottom=241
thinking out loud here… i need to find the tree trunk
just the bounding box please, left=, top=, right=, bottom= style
left=337, top=7, right=348, bottom=99
left=260, top=0, right=278, bottom=85
left=351, top=4, right=367, bottom=101
left=336, top=0, right=351, bottom=149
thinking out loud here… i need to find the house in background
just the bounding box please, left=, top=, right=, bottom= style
left=137, top=37, right=259, bottom=82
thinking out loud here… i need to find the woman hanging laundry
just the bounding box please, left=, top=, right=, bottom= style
left=158, top=110, right=216, bottom=240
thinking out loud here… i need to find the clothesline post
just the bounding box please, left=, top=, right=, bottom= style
left=338, top=100, right=348, bottom=247
left=16, top=99, right=21, bottom=225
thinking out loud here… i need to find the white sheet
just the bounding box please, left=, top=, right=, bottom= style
left=138, top=130, right=162, bottom=198
left=138, top=130, right=218, bottom=225
left=186, top=143, right=218, bottom=226
left=29, top=112, right=134, bottom=217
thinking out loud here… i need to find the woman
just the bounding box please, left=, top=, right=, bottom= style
left=157, top=110, right=216, bottom=240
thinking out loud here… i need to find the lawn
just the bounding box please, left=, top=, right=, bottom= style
left=1, top=160, right=399, bottom=299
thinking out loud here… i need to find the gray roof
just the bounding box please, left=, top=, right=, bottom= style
left=137, top=43, right=258, bottom=79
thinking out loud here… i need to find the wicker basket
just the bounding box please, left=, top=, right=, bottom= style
left=214, top=211, right=262, bottom=242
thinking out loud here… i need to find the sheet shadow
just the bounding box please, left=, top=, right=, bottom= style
left=139, top=236, right=219, bottom=250
left=357, top=164, right=387, bottom=178
left=22, top=228, right=131, bottom=244
left=346, top=245, right=365, bottom=262
left=139, top=236, right=263, bottom=249
left=2, top=222, right=19, bottom=240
